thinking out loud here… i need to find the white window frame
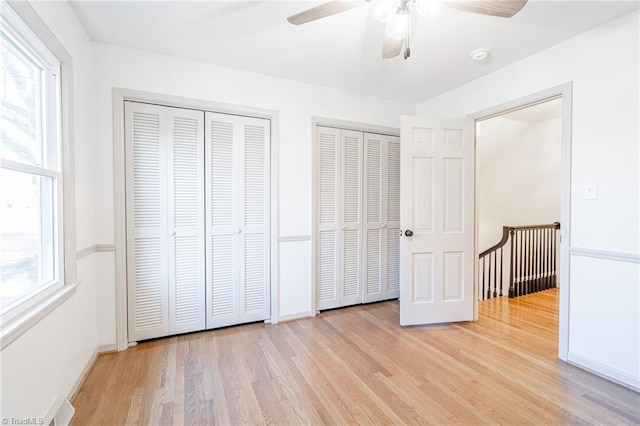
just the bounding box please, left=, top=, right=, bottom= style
left=0, top=0, right=78, bottom=350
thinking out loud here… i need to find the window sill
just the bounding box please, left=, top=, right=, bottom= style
left=0, top=282, right=79, bottom=350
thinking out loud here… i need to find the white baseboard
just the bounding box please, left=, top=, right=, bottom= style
left=278, top=311, right=312, bottom=323
left=567, top=351, right=640, bottom=391
left=67, top=348, right=99, bottom=401
left=97, top=343, right=118, bottom=353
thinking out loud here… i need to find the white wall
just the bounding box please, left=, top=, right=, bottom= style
left=90, top=42, right=415, bottom=343
left=417, top=11, right=639, bottom=389
left=477, top=116, right=561, bottom=251
left=0, top=1, right=98, bottom=419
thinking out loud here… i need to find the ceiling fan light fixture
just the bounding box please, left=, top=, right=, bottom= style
left=372, top=0, right=399, bottom=23
left=386, top=12, right=411, bottom=39
left=415, top=0, right=444, bottom=21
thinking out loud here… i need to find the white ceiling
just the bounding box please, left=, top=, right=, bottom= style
left=68, top=0, right=638, bottom=104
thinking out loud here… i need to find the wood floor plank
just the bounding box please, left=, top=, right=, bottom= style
left=71, top=289, right=640, bottom=425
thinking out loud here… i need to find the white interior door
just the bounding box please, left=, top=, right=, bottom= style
left=400, top=117, right=475, bottom=325
left=316, top=126, right=341, bottom=310
left=166, top=108, right=206, bottom=335
left=205, top=112, right=270, bottom=329
left=126, top=102, right=205, bottom=341
left=126, top=102, right=169, bottom=341
left=363, top=133, right=400, bottom=303
left=340, top=129, right=363, bottom=307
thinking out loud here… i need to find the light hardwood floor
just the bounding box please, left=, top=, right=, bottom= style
left=72, top=289, right=640, bottom=425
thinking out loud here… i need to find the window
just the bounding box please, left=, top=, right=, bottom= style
left=0, top=7, right=63, bottom=315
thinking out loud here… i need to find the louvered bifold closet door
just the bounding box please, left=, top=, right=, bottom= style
left=363, top=133, right=400, bottom=303
left=205, top=112, right=270, bottom=329
left=340, top=129, right=364, bottom=307
left=385, top=137, right=401, bottom=299
left=363, top=133, right=384, bottom=303
left=316, top=127, right=341, bottom=310
left=126, top=102, right=205, bottom=342
left=167, top=108, right=206, bottom=335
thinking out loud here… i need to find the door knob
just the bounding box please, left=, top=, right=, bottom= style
left=404, top=229, right=414, bottom=237
left=169, top=230, right=176, bottom=236
left=381, top=224, right=387, bottom=229
left=235, top=228, right=242, bottom=234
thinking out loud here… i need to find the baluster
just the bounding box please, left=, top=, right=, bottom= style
left=533, top=229, right=537, bottom=293
left=545, top=228, right=550, bottom=290
left=521, top=229, right=525, bottom=296
left=552, top=226, right=557, bottom=287
left=482, top=256, right=486, bottom=300
left=493, top=248, right=497, bottom=298
left=529, top=229, right=538, bottom=293
left=528, top=229, right=532, bottom=295
left=542, top=228, right=547, bottom=290
left=489, top=252, right=493, bottom=299
left=518, top=229, right=523, bottom=297
left=529, top=229, right=538, bottom=294
left=509, top=229, right=515, bottom=298
left=499, top=246, right=503, bottom=297
left=524, top=229, right=531, bottom=294
left=532, top=229, right=540, bottom=293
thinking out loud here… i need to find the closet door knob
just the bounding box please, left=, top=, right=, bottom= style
left=340, top=226, right=346, bottom=231
left=169, top=230, right=176, bottom=236
left=235, top=228, right=242, bottom=234
left=381, top=224, right=387, bottom=229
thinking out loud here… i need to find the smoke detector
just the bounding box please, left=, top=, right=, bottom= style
left=470, top=48, right=490, bottom=62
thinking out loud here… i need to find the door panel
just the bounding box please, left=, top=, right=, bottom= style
left=126, top=102, right=206, bottom=341
left=400, top=117, right=474, bottom=325
left=239, top=118, right=271, bottom=322
left=386, top=139, right=401, bottom=296
left=167, top=109, right=205, bottom=335
left=205, top=112, right=270, bottom=328
left=340, top=130, right=363, bottom=306
left=126, top=104, right=169, bottom=342
left=317, top=127, right=341, bottom=310
left=363, top=133, right=400, bottom=303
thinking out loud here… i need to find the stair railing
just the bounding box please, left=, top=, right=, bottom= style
left=479, top=222, right=560, bottom=300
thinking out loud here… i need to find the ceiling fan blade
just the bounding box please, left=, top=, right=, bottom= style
left=447, top=0, right=527, bottom=18
left=382, top=36, right=404, bottom=59
left=287, top=0, right=367, bottom=25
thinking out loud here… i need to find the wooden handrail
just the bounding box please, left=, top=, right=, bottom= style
left=479, top=223, right=560, bottom=258
left=504, top=222, right=561, bottom=231
left=479, top=227, right=511, bottom=258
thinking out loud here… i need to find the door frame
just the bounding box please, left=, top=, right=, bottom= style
left=310, top=117, right=399, bottom=315
left=470, top=82, right=572, bottom=360
left=113, top=88, right=280, bottom=351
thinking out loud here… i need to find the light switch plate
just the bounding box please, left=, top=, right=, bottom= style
left=583, top=181, right=598, bottom=200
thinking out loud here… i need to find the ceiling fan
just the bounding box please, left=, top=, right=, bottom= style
left=287, top=0, right=527, bottom=60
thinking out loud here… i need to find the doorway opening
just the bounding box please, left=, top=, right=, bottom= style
left=475, top=95, right=566, bottom=353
